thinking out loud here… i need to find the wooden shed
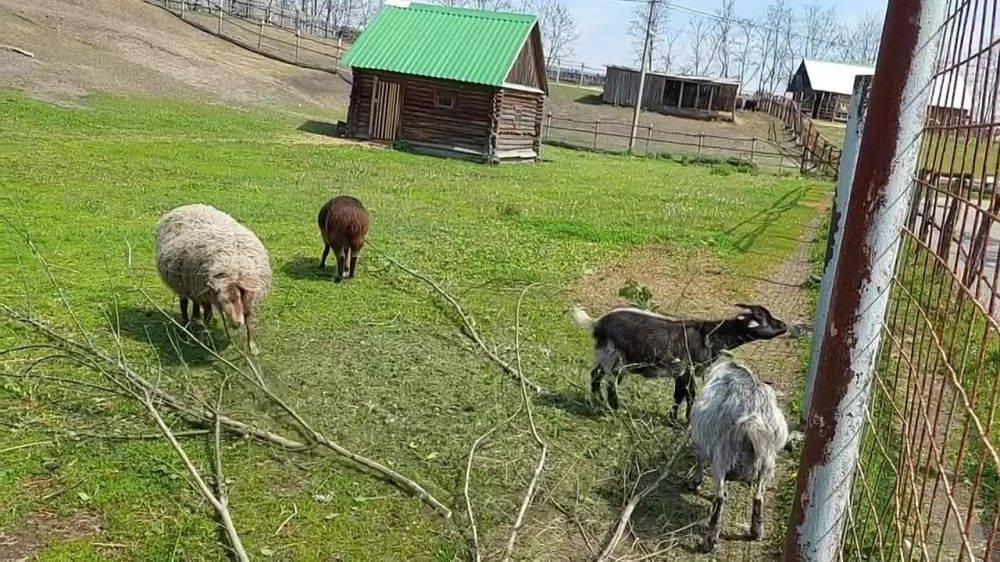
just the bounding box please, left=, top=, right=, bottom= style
left=601, top=66, right=739, bottom=121
left=340, top=1, right=547, bottom=163
left=786, top=60, right=874, bottom=121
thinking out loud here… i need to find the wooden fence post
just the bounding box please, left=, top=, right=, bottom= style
left=697, top=132, right=704, bottom=158
left=800, top=144, right=809, bottom=173
left=645, top=124, right=652, bottom=155
left=258, top=14, right=265, bottom=50
left=579, top=62, right=585, bottom=87
left=295, top=26, right=300, bottom=64
left=555, top=60, right=561, bottom=83
left=750, top=137, right=757, bottom=164
left=217, top=0, right=223, bottom=33
left=180, top=0, right=185, bottom=18
left=593, top=118, right=600, bottom=149
left=545, top=113, right=552, bottom=141
left=336, top=36, right=342, bottom=64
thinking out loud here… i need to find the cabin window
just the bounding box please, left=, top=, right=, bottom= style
left=435, top=91, right=456, bottom=109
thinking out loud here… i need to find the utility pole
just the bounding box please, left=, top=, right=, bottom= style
left=629, top=0, right=658, bottom=152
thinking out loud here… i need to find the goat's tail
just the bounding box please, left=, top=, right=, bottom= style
left=570, top=306, right=596, bottom=334
left=736, top=414, right=775, bottom=474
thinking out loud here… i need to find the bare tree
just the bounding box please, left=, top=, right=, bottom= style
left=711, top=0, right=736, bottom=78
left=756, top=0, right=794, bottom=94
left=627, top=1, right=669, bottom=67
left=685, top=18, right=717, bottom=76
left=799, top=2, right=838, bottom=60
left=521, top=0, right=578, bottom=67
left=733, top=18, right=760, bottom=90
left=658, top=28, right=681, bottom=73
left=849, top=11, right=882, bottom=65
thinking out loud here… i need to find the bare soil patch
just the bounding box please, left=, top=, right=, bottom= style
left=0, top=0, right=349, bottom=113
left=0, top=509, right=104, bottom=561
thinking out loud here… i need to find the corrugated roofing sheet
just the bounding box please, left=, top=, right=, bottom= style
left=801, top=59, right=875, bottom=95
left=341, top=3, right=537, bottom=87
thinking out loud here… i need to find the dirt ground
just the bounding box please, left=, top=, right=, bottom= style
left=572, top=214, right=823, bottom=559
left=0, top=0, right=350, bottom=114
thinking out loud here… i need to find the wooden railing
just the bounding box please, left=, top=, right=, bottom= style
left=541, top=113, right=802, bottom=170
left=758, top=95, right=842, bottom=177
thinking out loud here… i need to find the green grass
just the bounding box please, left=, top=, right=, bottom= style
left=0, top=90, right=829, bottom=560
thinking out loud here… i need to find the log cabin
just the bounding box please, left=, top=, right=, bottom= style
left=340, top=1, right=548, bottom=163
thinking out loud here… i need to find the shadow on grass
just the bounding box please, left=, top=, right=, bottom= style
left=282, top=255, right=332, bottom=281
left=115, top=305, right=231, bottom=365
left=716, top=186, right=807, bottom=253
left=297, top=120, right=339, bottom=138
left=574, top=93, right=604, bottom=105
left=535, top=388, right=604, bottom=419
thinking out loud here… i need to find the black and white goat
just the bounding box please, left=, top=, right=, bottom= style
left=570, top=304, right=787, bottom=420
left=689, top=360, right=788, bottom=552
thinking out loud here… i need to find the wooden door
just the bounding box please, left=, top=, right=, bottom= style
left=368, top=77, right=403, bottom=140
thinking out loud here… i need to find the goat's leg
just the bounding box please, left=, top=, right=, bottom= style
left=750, top=479, right=765, bottom=540
left=202, top=302, right=213, bottom=325
left=606, top=368, right=624, bottom=410
left=688, top=456, right=705, bottom=491
left=180, top=297, right=190, bottom=324
left=671, top=374, right=689, bottom=422
left=349, top=253, right=359, bottom=279
left=703, top=470, right=726, bottom=553
left=685, top=373, right=698, bottom=422
left=589, top=365, right=604, bottom=402
left=319, top=244, right=331, bottom=269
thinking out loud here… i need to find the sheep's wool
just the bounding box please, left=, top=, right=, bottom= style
left=155, top=204, right=271, bottom=304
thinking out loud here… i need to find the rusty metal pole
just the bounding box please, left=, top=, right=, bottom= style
left=782, top=0, right=947, bottom=558
left=802, top=74, right=872, bottom=418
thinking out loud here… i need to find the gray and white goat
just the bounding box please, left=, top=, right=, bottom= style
left=689, top=360, right=788, bottom=552
left=571, top=304, right=787, bottom=420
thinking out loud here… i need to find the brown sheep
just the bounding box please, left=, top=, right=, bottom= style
left=318, top=196, right=369, bottom=281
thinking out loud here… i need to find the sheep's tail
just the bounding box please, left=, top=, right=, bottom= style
left=738, top=415, right=771, bottom=455
left=571, top=306, right=596, bottom=334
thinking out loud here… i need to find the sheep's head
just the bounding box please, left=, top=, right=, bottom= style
left=209, top=273, right=250, bottom=329
left=734, top=303, right=787, bottom=340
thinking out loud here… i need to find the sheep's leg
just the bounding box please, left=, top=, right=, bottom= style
left=244, top=310, right=258, bottom=356
left=703, top=471, right=726, bottom=553
left=180, top=298, right=190, bottom=323
left=750, top=479, right=765, bottom=540
left=335, top=252, right=346, bottom=283
left=319, top=244, right=331, bottom=269
left=348, top=253, right=359, bottom=279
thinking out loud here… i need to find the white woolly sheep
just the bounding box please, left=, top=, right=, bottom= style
left=155, top=204, right=271, bottom=353
left=689, top=360, right=788, bottom=552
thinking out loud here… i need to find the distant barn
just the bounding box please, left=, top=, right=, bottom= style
left=787, top=59, right=972, bottom=124
left=340, top=2, right=547, bottom=163
left=786, top=60, right=875, bottom=121
left=601, top=66, right=740, bottom=121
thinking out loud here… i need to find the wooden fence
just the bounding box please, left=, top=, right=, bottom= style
left=542, top=114, right=802, bottom=170
left=758, top=95, right=842, bottom=176
left=148, top=0, right=349, bottom=74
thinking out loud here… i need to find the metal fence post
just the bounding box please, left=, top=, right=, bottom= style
left=782, top=0, right=948, bottom=558
left=555, top=60, right=561, bottom=83
left=802, top=74, right=872, bottom=419
left=545, top=113, right=552, bottom=141
left=217, top=0, right=223, bottom=33
left=579, top=62, right=585, bottom=87
left=593, top=118, right=600, bottom=149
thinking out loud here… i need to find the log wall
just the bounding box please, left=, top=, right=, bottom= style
left=493, top=87, right=545, bottom=160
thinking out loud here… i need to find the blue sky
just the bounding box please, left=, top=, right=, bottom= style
left=567, top=0, right=889, bottom=69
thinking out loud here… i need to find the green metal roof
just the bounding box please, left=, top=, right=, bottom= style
left=341, top=2, right=538, bottom=87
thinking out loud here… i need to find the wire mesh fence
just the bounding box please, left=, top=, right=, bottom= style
left=838, top=0, right=1000, bottom=559
left=148, top=0, right=348, bottom=73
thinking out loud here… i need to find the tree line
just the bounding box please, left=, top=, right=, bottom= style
left=627, top=0, right=883, bottom=93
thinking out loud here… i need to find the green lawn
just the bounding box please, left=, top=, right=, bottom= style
left=0, top=91, right=828, bottom=560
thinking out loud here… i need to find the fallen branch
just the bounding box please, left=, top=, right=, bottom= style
left=372, top=244, right=543, bottom=394
left=0, top=44, right=34, bottom=58
left=596, top=438, right=687, bottom=562
left=501, top=284, right=548, bottom=562
left=464, top=407, right=522, bottom=562
left=0, top=440, right=52, bottom=454
left=2, top=305, right=452, bottom=519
